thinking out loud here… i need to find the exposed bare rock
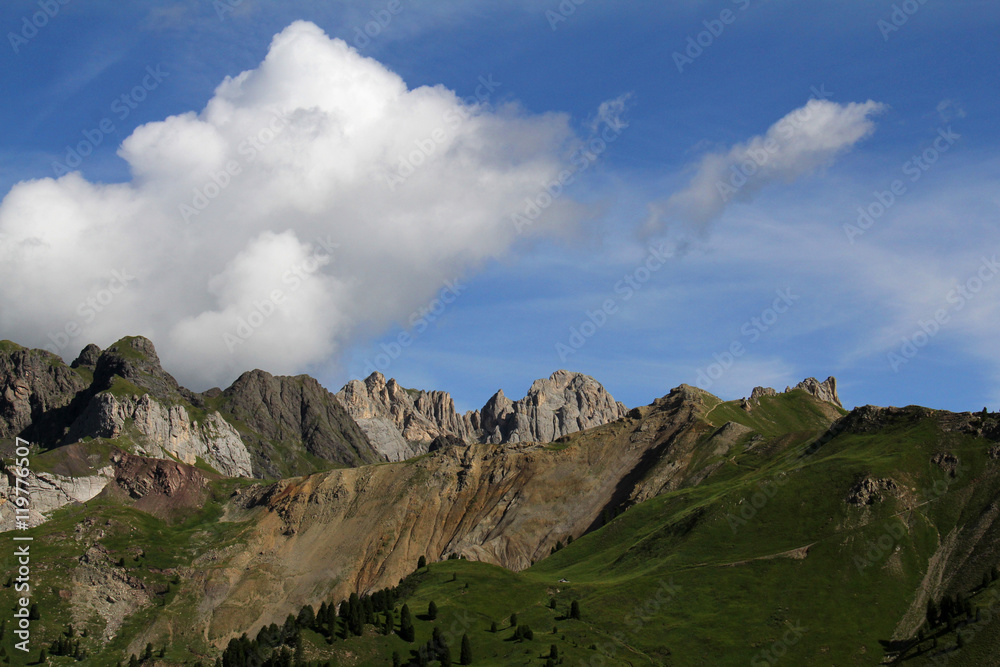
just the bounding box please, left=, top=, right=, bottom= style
left=71, top=343, right=102, bottom=369
left=743, top=377, right=841, bottom=410
left=335, top=373, right=454, bottom=460
left=0, top=445, right=216, bottom=530
left=91, top=336, right=186, bottom=404
left=337, top=370, right=629, bottom=458
left=0, top=341, right=89, bottom=444
left=931, top=451, right=959, bottom=475
left=846, top=476, right=899, bottom=505
left=749, top=386, right=777, bottom=403
left=73, top=542, right=155, bottom=641
left=477, top=388, right=516, bottom=444
left=793, top=377, right=842, bottom=407
left=990, top=445, right=1000, bottom=460
left=102, top=450, right=214, bottom=520
left=482, top=370, right=629, bottom=444
left=217, top=369, right=378, bottom=476
left=427, top=433, right=465, bottom=452
left=413, top=390, right=476, bottom=441
left=0, top=465, right=112, bottom=531
left=837, top=404, right=931, bottom=435
left=69, top=392, right=253, bottom=478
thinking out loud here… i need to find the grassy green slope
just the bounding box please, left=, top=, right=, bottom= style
left=375, top=401, right=1000, bottom=666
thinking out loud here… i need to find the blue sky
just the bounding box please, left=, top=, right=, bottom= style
left=1, top=1, right=999, bottom=413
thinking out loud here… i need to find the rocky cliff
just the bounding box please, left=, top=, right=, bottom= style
left=335, top=373, right=464, bottom=461
left=0, top=336, right=381, bottom=489
left=335, top=369, right=628, bottom=459
left=474, top=369, right=629, bottom=444
left=214, top=369, right=378, bottom=477
left=68, top=392, right=253, bottom=477
left=0, top=341, right=89, bottom=444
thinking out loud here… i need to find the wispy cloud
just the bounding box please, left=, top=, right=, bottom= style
left=644, top=99, right=886, bottom=237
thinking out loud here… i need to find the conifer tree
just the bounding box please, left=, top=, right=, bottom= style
left=460, top=633, right=473, bottom=665
left=400, top=604, right=415, bottom=642
left=428, top=600, right=438, bottom=620
left=570, top=600, right=581, bottom=620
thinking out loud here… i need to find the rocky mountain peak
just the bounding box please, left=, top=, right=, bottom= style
left=743, top=376, right=842, bottom=409
left=794, top=377, right=841, bottom=407
left=217, top=368, right=377, bottom=476
left=0, top=341, right=89, bottom=443
left=92, top=336, right=183, bottom=402
left=335, top=370, right=629, bottom=456
left=71, top=343, right=102, bottom=369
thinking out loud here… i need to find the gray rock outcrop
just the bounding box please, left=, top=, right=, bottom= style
left=0, top=466, right=113, bottom=531
left=336, top=369, right=628, bottom=458
left=793, top=377, right=842, bottom=408
left=69, top=392, right=253, bottom=478
left=743, top=376, right=842, bottom=409
left=335, top=373, right=470, bottom=461
left=476, top=370, right=629, bottom=444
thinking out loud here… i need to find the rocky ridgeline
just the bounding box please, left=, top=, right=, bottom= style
left=0, top=336, right=380, bottom=526
left=335, top=369, right=628, bottom=460
left=742, top=376, right=843, bottom=409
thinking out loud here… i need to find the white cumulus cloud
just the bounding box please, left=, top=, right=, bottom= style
left=0, top=21, right=583, bottom=389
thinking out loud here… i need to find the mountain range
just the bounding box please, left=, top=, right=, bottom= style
left=0, top=336, right=998, bottom=666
